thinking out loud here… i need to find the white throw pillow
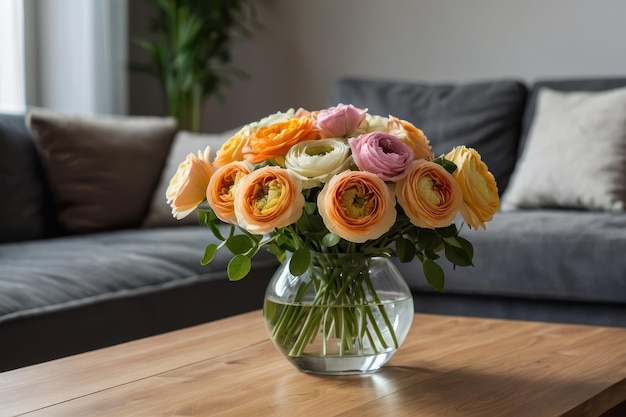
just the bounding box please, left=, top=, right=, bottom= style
left=501, top=87, right=626, bottom=211
left=143, top=128, right=238, bottom=227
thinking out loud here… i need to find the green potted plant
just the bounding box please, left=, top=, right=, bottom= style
left=133, top=0, right=267, bottom=131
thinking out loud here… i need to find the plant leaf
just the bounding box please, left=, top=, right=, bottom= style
left=322, top=233, right=341, bottom=248
left=395, top=237, right=415, bottom=262
left=201, top=243, right=218, bottom=265
left=423, top=259, right=445, bottom=292
left=228, top=254, right=251, bottom=281
left=226, top=234, right=256, bottom=255
left=289, top=248, right=311, bottom=276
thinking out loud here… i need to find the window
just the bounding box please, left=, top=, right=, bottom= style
left=0, top=0, right=25, bottom=113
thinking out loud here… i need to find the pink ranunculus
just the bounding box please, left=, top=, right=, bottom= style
left=349, top=132, right=414, bottom=182
left=316, top=104, right=368, bottom=138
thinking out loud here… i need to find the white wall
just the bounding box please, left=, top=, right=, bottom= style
left=198, top=0, right=626, bottom=131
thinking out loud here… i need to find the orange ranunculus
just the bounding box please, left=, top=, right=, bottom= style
left=213, top=128, right=251, bottom=168
left=166, top=147, right=214, bottom=219
left=396, top=159, right=462, bottom=229
left=233, top=166, right=304, bottom=234
left=243, top=117, right=319, bottom=164
left=317, top=171, right=396, bottom=243
left=445, top=146, right=499, bottom=230
left=388, top=116, right=434, bottom=160
left=206, top=161, right=253, bottom=224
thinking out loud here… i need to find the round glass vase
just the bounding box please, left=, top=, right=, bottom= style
left=263, top=252, right=414, bottom=375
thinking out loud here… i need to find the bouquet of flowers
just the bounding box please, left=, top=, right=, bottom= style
left=166, top=104, right=499, bottom=366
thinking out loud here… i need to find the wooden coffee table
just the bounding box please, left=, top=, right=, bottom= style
left=2, top=310, right=625, bottom=416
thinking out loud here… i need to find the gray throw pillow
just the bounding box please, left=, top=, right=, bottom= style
left=28, top=110, right=178, bottom=233
left=142, top=129, right=238, bottom=228
left=501, top=87, right=626, bottom=211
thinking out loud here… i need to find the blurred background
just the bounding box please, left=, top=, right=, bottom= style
left=2, top=0, right=626, bottom=132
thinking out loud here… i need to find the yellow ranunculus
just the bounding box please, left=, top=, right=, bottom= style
left=206, top=161, right=252, bottom=224
left=317, top=171, right=396, bottom=243
left=388, top=116, right=434, bottom=160
left=213, top=128, right=251, bottom=168
left=233, top=166, right=304, bottom=234
left=445, top=146, right=499, bottom=230
left=396, top=159, right=462, bottom=229
left=166, top=147, right=214, bottom=219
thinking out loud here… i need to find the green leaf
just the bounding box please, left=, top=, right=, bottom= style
left=304, top=202, right=317, bottom=215
left=436, top=224, right=458, bottom=238
left=423, top=259, right=445, bottom=292
left=444, top=243, right=473, bottom=267
left=322, top=233, right=341, bottom=248
left=395, top=237, right=416, bottom=262
left=200, top=209, right=226, bottom=241
left=432, top=156, right=457, bottom=175
left=228, top=255, right=251, bottom=281
left=417, top=228, right=442, bottom=252
left=226, top=234, right=256, bottom=255
left=289, top=248, right=311, bottom=276
left=442, top=236, right=463, bottom=248
left=201, top=243, right=218, bottom=265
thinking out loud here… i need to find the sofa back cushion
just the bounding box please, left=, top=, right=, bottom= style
left=519, top=77, right=626, bottom=155
left=28, top=110, right=177, bottom=234
left=330, top=78, right=527, bottom=194
left=0, top=114, right=59, bottom=243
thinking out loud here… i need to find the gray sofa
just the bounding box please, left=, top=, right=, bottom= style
left=330, top=77, right=626, bottom=329
left=2, top=76, right=626, bottom=372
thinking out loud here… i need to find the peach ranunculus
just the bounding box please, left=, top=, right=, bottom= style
left=206, top=161, right=253, bottom=224
left=243, top=117, right=319, bottom=164
left=233, top=166, right=305, bottom=235
left=388, top=116, right=434, bottom=160
left=396, top=159, right=463, bottom=229
left=445, top=146, right=500, bottom=230
left=317, top=171, right=396, bottom=243
left=166, top=146, right=214, bottom=219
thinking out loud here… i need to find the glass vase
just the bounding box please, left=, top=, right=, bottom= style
left=263, top=252, right=414, bottom=375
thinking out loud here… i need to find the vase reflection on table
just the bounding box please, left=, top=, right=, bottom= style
left=264, top=252, right=413, bottom=375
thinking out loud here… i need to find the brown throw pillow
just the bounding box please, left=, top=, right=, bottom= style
left=27, top=110, right=177, bottom=233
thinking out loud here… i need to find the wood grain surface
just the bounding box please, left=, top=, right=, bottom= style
left=1, top=311, right=625, bottom=417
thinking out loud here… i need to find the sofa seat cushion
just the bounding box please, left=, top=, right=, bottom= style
left=0, top=226, right=279, bottom=325
left=395, top=210, right=626, bottom=304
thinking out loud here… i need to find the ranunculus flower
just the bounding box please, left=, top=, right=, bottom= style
left=349, top=132, right=414, bottom=182
left=316, top=104, right=368, bottom=138
left=166, top=147, right=214, bottom=219
left=234, top=166, right=304, bottom=234
left=213, top=128, right=251, bottom=168
left=445, top=146, right=500, bottom=230
left=284, top=138, right=352, bottom=189
left=396, top=159, right=463, bottom=229
left=243, top=117, right=319, bottom=164
left=388, top=116, right=434, bottom=160
left=366, top=114, right=389, bottom=133
left=206, top=161, right=253, bottom=224
left=318, top=171, right=396, bottom=243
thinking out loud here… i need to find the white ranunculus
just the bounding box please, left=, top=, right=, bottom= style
left=366, top=114, right=389, bottom=133
left=284, top=138, right=352, bottom=189
left=250, top=108, right=297, bottom=130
